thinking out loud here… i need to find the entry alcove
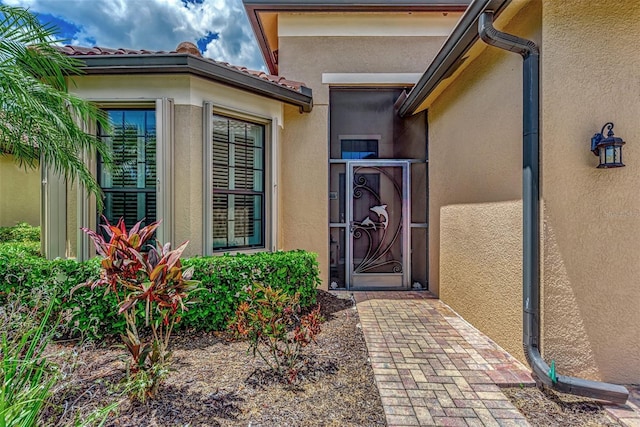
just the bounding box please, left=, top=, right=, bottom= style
left=328, top=88, right=428, bottom=290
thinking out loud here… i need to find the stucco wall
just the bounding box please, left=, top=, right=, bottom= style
left=278, top=35, right=447, bottom=289
left=173, top=105, right=204, bottom=257
left=0, top=156, right=40, bottom=227
left=540, top=0, right=640, bottom=383
left=281, top=105, right=330, bottom=286
left=428, top=1, right=541, bottom=362
left=279, top=36, right=447, bottom=106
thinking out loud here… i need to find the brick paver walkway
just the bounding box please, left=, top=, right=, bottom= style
left=354, top=292, right=535, bottom=427
left=605, top=385, right=640, bottom=427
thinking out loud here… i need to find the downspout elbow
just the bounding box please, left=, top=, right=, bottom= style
left=478, top=11, right=628, bottom=405
left=478, top=12, right=539, bottom=58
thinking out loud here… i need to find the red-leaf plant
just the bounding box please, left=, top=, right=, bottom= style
left=81, top=217, right=200, bottom=399
left=229, top=283, right=323, bottom=383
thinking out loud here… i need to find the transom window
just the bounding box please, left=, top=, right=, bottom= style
left=97, top=109, right=157, bottom=230
left=212, top=114, right=265, bottom=250
left=341, top=139, right=379, bottom=159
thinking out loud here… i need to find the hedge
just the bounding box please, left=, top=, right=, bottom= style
left=0, top=241, right=320, bottom=340
left=0, top=222, right=41, bottom=244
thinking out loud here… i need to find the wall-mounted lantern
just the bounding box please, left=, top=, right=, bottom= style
left=591, top=122, right=626, bottom=168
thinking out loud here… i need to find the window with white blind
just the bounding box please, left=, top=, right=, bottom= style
left=97, top=109, right=157, bottom=231
left=211, top=114, right=265, bottom=251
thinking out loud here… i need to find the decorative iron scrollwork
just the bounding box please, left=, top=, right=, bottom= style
left=351, top=167, right=403, bottom=274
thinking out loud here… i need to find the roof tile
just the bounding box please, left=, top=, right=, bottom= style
left=60, top=42, right=306, bottom=92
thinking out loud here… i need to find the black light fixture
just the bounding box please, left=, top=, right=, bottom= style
left=591, top=122, right=626, bottom=168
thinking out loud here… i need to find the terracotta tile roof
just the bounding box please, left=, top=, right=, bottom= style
left=58, top=42, right=306, bottom=92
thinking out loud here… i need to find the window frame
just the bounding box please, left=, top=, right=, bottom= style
left=203, top=103, right=274, bottom=255
left=96, top=108, right=158, bottom=233
left=75, top=99, right=173, bottom=261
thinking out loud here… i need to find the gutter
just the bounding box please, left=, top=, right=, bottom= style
left=73, top=54, right=313, bottom=113
left=397, top=0, right=511, bottom=118
left=478, top=11, right=628, bottom=404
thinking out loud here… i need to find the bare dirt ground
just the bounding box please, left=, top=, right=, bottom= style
left=43, top=291, right=386, bottom=427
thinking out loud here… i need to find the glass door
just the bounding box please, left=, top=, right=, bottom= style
left=347, top=161, right=410, bottom=289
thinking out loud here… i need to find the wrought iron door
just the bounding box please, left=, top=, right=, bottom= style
left=347, top=161, right=410, bottom=289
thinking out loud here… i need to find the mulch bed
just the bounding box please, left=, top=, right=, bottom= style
left=503, top=386, right=622, bottom=426
left=39, top=289, right=629, bottom=427
left=42, top=291, right=386, bottom=427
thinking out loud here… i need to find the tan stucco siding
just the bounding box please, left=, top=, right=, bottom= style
left=173, top=105, right=204, bottom=257
left=281, top=104, right=330, bottom=288
left=541, top=0, right=640, bottom=383
left=0, top=156, right=40, bottom=227
left=428, top=1, right=541, bottom=362
left=278, top=36, right=448, bottom=105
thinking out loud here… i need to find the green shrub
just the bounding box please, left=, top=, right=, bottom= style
left=0, top=222, right=40, bottom=243
left=183, top=250, right=320, bottom=331
left=0, top=249, right=320, bottom=340
left=0, top=249, right=118, bottom=339
left=0, top=241, right=40, bottom=258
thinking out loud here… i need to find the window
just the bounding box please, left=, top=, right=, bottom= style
left=97, top=109, right=157, bottom=230
left=211, top=114, right=265, bottom=250
left=341, top=139, right=379, bottom=159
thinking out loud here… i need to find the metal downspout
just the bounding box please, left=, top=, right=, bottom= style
left=478, top=11, right=628, bottom=405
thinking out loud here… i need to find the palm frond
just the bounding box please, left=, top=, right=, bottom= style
left=0, top=5, right=112, bottom=207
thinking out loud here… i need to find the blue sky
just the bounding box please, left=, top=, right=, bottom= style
left=2, top=0, right=265, bottom=70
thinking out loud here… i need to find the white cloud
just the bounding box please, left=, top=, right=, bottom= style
left=3, top=0, right=266, bottom=70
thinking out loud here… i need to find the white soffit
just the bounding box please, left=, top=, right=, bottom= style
left=279, top=13, right=462, bottom=37
left=322, top=73, right=423, bottom=85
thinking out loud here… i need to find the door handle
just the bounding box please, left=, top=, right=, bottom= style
left=349, top=222, right=356, bottom=233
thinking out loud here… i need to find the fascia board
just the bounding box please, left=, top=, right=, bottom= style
left=72, top=54, right=313, bottom=112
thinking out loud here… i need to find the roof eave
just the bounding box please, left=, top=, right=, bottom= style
left=72, top=54, right=313, bottom=113
left=243, top=0, right=471, bottom=75
left=243, top=0, right=470, bottom=10
left=398, top=0, right=511, bottom=117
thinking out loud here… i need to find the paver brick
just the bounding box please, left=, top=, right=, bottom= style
left=444, top=383, right=465, bottom=399
left=471, top=383, right=501, bottom=392
left=386, top=415, right=420, bottom=426
left=384, top=405, right=416, bottom=416
left=473, top=408, right=501, bottom=427
left=378, top=381, right=406, bottom=389
left=379, top=388, right=409, bottom=397
left=406, top=389, right=436, bottom=399
left=417, top=382, right=446, bottom=391
left=433, top=416, right=468, bottom=426
left=411, top=369, right=428, bottom=383
left=616, top=418, right=640, bottom=427
left=374, top=368, right=400, bottom=376
left=445, top=407, right=477, bottom=418
left=475, top=391, right=510, bottom=400
left=464, top=417, right=486, bottom=427
left=377, top=374, right=403, bottom=382
left=413, top=406, right=435, bottom=426
left=496, top=419, right=530, bottom=426
left=454, top=399, right=485, bottom=409
left=489, top=408, right=527, bottom=419
left=382, top=397, right=413, bottom=406
left=353, top=294, right=536, bottom=427
left=484, top=400, right=520, bottom=409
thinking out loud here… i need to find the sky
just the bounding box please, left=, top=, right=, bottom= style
left=2, top=0, right=266, bottom=70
